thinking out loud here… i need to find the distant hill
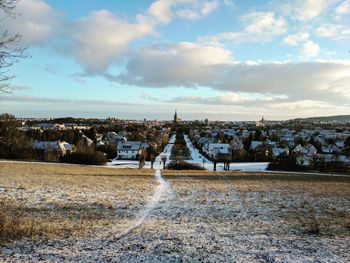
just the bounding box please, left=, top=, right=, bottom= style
left=293, top=115, right=350, bottom=123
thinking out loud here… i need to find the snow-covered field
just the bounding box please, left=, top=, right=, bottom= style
left=1, top=162, right=350, bottom=262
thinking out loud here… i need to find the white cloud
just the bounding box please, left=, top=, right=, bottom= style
left=147, top=0, right=219, bottom=23
left=269, top=100, right=335, bottom=110
left=200, top=1, right=219, bottom=16
left=111, top=42, right=350, bottom=109
left=294, top=0, right=328, bottom=21
left=283, top=32, right=310, bottom=46
left=176, top=9, right=201, bottom=20
left=336, top=0, right=350, bottom=14
left=200, top=11, right=287, bottom=45
left=283, top=33, right=321, bottom=58
left=166, top=93, right=247, bottom=105
left=67, top=10, right=154, bottom=73
left=147, top=0, right=174, bottom=24
left=315, top=23, right=350, bottom=41
left=64, top=0, right=220, bottom=73
left=3, top=0, right=61, bottom=45
left=113, top=42, right=233, bottom=87
left=175, top=0, right=219, bottom=21
left=3, top=0, right=220, bottom=73
left=315, top=24, right=340, bottom=38
left=242, top=11, right=287, bottom=36
left=157, top=92, right=288, bottom=106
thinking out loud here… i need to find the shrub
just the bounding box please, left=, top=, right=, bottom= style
left=0, top=205, right=37, bottom=244
left=167, top=161, right=205, bottom=170
left=61, top=151, right=106, bottom=165
left=298, top=201, right=321, bottom=235
left=267, top=159, right=308, bottom=172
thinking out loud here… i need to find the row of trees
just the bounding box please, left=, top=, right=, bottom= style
left=171, top=131, right=190, bottom=160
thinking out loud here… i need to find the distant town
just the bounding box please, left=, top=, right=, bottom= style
left=1, top=111, right=350, bottom=173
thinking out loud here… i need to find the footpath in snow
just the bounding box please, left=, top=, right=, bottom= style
left=154, top=134, right=176, bottom=169
left=106, top=166, right=172, bottom=241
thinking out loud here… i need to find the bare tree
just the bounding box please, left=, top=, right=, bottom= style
left=0, top=0, right=27, bottom=92
left=0, top=0, right=17, bottom=16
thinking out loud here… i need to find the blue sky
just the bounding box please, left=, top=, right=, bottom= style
left=1, top=0, right=350, bottom=120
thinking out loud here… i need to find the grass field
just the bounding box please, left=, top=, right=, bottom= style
left=0, top=162, right=154, bottom=243
left=0, top=162, right=349, bottom=262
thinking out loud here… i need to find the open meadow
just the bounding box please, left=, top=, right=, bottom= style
left=0, top=162, right=350, bottom=262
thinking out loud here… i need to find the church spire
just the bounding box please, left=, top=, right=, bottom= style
left=174, top=109, right=178, bottom=124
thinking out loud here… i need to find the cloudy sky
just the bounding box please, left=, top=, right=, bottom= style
left=1, top=0, right=350, bottom=120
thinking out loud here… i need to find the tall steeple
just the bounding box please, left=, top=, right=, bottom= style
left=174, top=109, right=178, bottom=124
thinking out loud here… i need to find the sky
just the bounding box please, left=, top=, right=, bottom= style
left=0, top=0, right=350, bottom=121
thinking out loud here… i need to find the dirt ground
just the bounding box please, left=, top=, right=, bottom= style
left=0, top=162, right=349, bottom=262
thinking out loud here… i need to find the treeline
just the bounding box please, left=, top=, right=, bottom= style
left=268, top=156, right=350, bottom=174
left=0, top=114, right=106, bottom=165
left=0, top=114, right=33, bottom=160
left=24, top=117, right=104, bottom=126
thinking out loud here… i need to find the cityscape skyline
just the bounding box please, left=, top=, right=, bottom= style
left=1, top=0, right=350, bottom=120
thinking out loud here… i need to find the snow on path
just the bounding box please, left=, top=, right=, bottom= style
left=154, top=134, right=176, bottom=169
left=105, top=166, right=173, bottom=242
left=184, top=135, right=269, bottom=171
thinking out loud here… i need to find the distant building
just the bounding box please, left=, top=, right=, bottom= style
left=116, top=141, right=141, bottom=160
left=256, top=116, right=266, bottom=127
left=33, top=140, right=76, bottom=161
left=207, top=143, right=231, bottom=159
left=173, top=109, right=181, bottom=124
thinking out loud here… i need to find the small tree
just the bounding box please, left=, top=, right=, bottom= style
left=147, top=146, right=157, bottom=169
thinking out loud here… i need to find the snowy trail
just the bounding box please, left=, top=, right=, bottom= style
left=106, top=167, right=172, bottom=241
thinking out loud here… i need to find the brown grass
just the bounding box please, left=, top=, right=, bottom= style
left=162, top=169, right=350, bottom=182
left=166, top=173, right=350, bottom=237
left=0, top=161, right=153, bottom=177
left=0, top=162, right=157, bottom=244
left=1, top=161, right=349, bottom=245
left=0, top=204, right=39, bottom=244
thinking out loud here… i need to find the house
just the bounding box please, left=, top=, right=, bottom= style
left=321, top=145, right=341, bottom=154
left=293, top=144, right=317, bottom=167
left=335, top=141, right=345, bottom=149
left=104, top=132, right=127, bottom=145
left=32, top=123, right=55, bottom=130
left=250, top=141, right=263, bottom=151
left=33, top=140, right=76, bottom=159
left=230, top=137, right=243, bottom=151
left=280, top=135, right=295, bottom=148
left=272, top=146, right=289, bottom=157
left=293, top=144, right=317, bottom=156
left=208, top=143, right=231, bottom=159
left=116, top=141, right=141, bottom=160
